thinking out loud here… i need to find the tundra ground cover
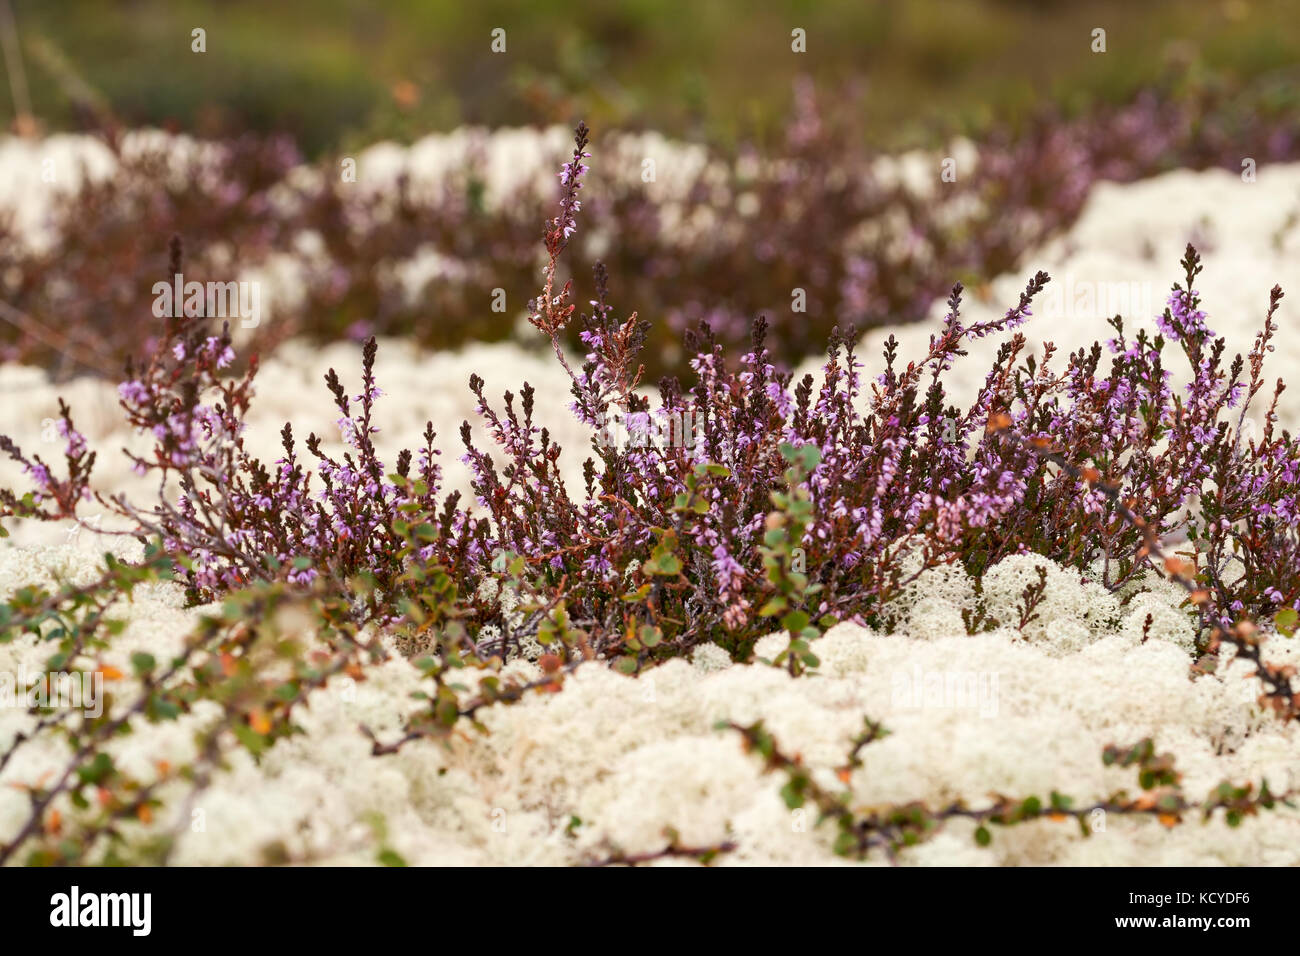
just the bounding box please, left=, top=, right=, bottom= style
left=1, top=126, right=1299, bottom=865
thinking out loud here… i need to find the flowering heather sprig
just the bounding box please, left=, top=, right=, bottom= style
left=0, top=399, right=93, bottom=525
left=554, top=122, right=591, bottom=248
left=528, top=123, right=591, bottom=340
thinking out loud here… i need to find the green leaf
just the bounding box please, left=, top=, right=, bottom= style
left=780, top=610, right=810, bottom=633
left=1275, top=607, right=1298, bottom=637
left=232, top=724, right=268, bottom=756
left=974, top=825, right=992, bottom=847
left=130, top=652, right=156, bottom=676
left=147, top=695, right=182, bottom=721
left=621, top=584, right=652, bottom=602
left=377, top=848, right=408, bottom=867
left=536, top=618, right=556, bottom=646
left=832, top=830, right=857, bottom=857
left=76, top=753, right=114, bottom=785
left=779, top=781, right=805, bottom=809
left=645, top=550, right=682, bottom=576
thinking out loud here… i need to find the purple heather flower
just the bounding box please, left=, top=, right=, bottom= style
left=1157, top=288, right=1212, bottom=341
left=117, top=380, right=151, bottom=405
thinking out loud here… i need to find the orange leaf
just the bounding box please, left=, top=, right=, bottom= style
left=137, top=803, right=153, bottom=824
left=45, top=809, right=62, bottom=835
left=98, top=665, right=125, bottom=681
left=249, top=709, right=271, bottom=735
left=538, top=653, right=562, bottom=674
left=1157, top=812, right=1179, bottom=828
left=986, top=412, right=1012, bottom=433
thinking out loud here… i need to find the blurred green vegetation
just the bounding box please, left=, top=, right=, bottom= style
left=4, top=0, right=1298, bottom=154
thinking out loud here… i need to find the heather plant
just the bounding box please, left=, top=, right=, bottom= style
left=5, top=125, right=1300, bottom=722
left=4, top=70, right=1299, bottom=378
left=285, top=149, right=545, bottom=350
left=0, top=131, right=300, bottom=376
left=277, top=69, right=1300, bottom=374
left=301, top=69, right=1300, bottom=374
